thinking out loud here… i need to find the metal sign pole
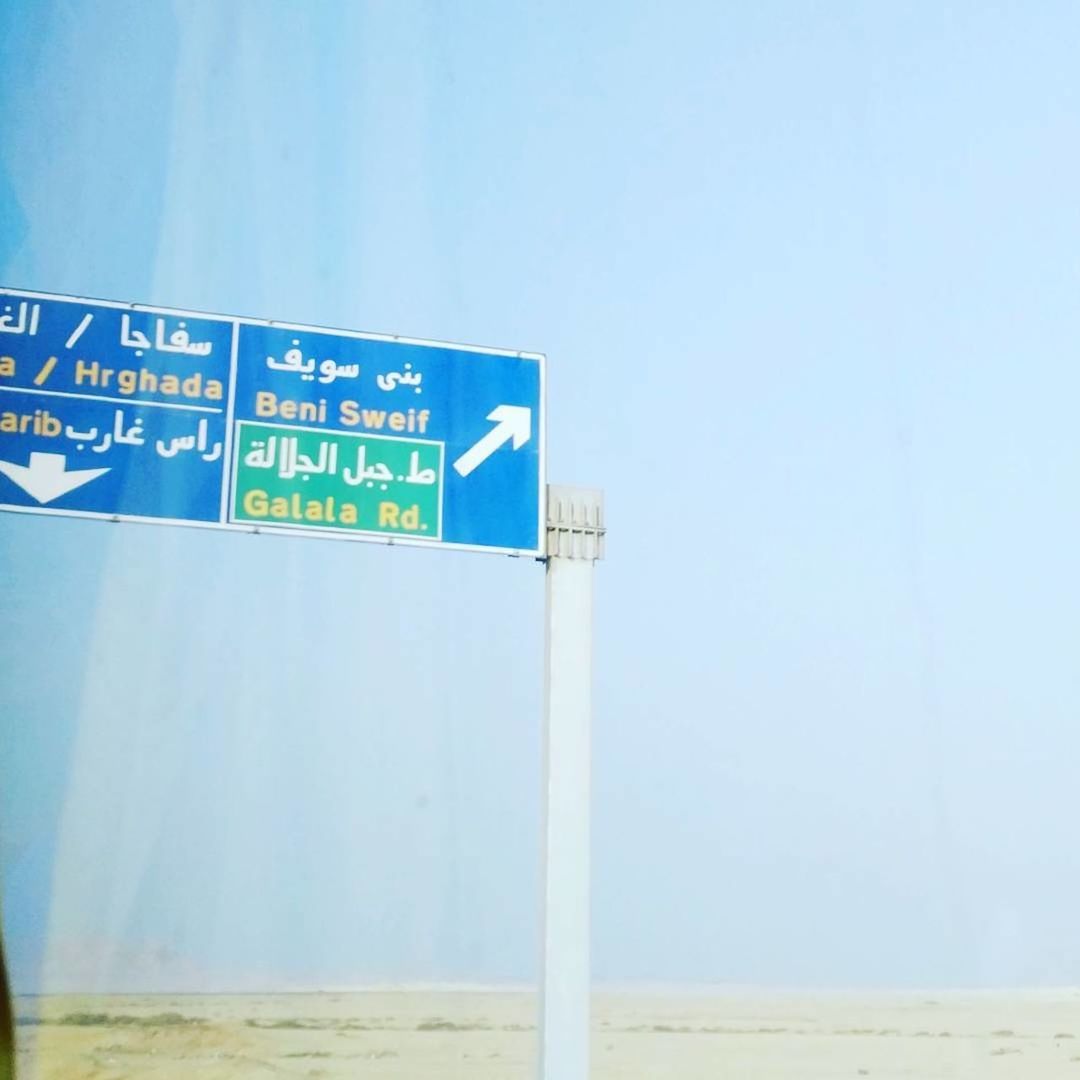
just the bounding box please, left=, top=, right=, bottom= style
left=539, top=485, right=604, bottom=1080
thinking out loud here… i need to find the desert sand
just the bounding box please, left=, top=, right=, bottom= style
left=13, top=987, right=1080, bottom=1078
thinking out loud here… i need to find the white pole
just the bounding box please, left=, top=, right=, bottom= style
left=539, top=486, right=604, bottom=1080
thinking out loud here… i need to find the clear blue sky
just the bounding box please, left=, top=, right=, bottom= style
left=2, top=1, right=1080, bottom=992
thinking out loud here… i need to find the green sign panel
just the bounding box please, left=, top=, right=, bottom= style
left=231, top=421, right=443, bottom=539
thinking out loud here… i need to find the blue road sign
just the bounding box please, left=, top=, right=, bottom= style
left=0, top=288, right=545, bottom=555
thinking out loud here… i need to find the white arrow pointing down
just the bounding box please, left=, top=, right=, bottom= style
left=0, top=452, right=110, bottom=504
left=452, top=405, right=532, bottom=478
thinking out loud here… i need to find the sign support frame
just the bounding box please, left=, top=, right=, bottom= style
left=539, top=485, right=604, bottom=1080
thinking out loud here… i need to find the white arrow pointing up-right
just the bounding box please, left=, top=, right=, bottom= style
left=0, top=452, right=110, bottom=505
left=453, top=405, right=532, bottom=478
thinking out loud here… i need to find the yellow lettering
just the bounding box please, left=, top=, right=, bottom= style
left=74, top=359, right=99, bottom=385
left=33, top=356, right=57, bottom=385
left=378, top=501, right=399, bottom=527
left=243, top=489, right=269, bottom=516
left=0, top=410, right=63, bottom=436
left=0, top=356, right=14, bottom=378
left=256, top=391, right=278, bottom=417
left=339, top=400, right=360, bottom=426
left=244, top=490, right=352, bottom=527
left=388, top=411, right=405, bottom=432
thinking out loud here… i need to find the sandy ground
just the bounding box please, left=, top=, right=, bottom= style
left=13, top=988, right=1080, bottom=1078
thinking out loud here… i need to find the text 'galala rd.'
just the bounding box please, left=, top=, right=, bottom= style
left=0, top=287, right=545, bottom=555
